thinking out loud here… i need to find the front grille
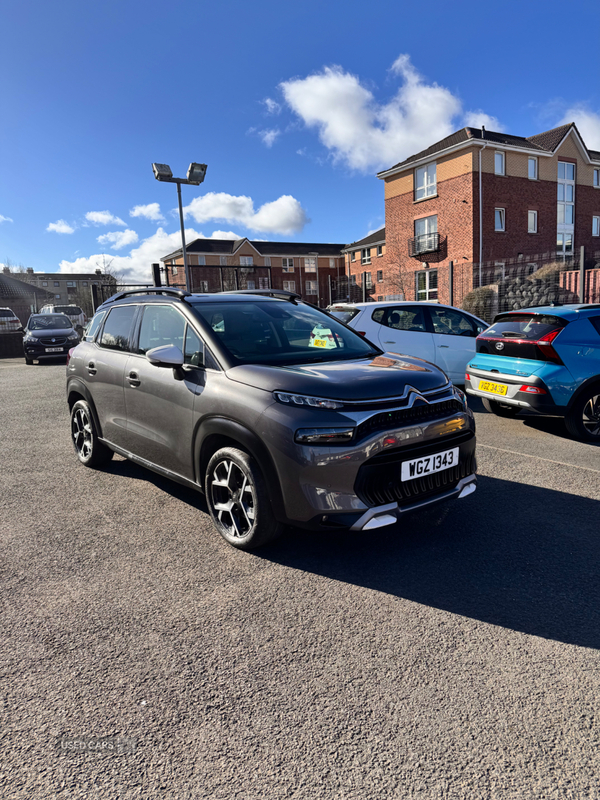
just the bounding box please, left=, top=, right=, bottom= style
left=356, top=399, right=464, bottom=440
left=355, top=431, right=476, bottom=507
left=40, top=337, right=67, bottom=345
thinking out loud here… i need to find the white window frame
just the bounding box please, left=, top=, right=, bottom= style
left=172, top=266, right=178, bottom=276
left=239, top=256, right=253, bottom=267
left=494, top=151, right=505, bottom=175
left=329, top=258, right=335, bottom=268
left=365, top=272, right=372, bottom=289
left=377, top=245, right=383, bottom=257
left=220, top=256, right=228, bottom=266
left=415, top=162, right=437, bottom=200
left=282, top=257, right=294, bottom=273
left=305, top=280, right=318, bottom=294
left=528, top=210, right=538, bottom=233
left=197, top=256, right=206, bottom=266
left=259, top=277, right=270, bottom=289
left=361, top=248, right=371, bottom=265
left=304, top=257, right=316, bottom=273
left=264, top=257, right=271, bottom=266
left=246, top=280, right=256, bottom=290
left=495, top=208, right=506, bottom=232
left=283, top=280, right=296, bottom=292
left=593, top=216, right=600, bottom=237
left=415, top=269, right=438, bottom=301
left=377, top=270, right=383, bottom=282
left=594, top=169, right=600, bottom=188
left=528, top=157, right=538, bottom=180
left=199, top=280, right=209, bottom=292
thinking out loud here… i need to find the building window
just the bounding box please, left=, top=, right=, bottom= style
left=282, top=258, right=294, bottom=272
left=350, top=252, right=356, bottom=262
left=558, top=161, right=575, bottom=181
left=54, top=281, right=60, bottom=286
left=240, top=256, right=253, bottom=266
left=66, top=281, right=75, bottom=287
left=593, top=217, right=600, bottom=237
left=55, top=294, right=61, bottom=299
left=414, top=214, right=438, bottom=253
left=494, top=152, right=505, bottom=175
left=197, top=280, right=208, bottom=292
left=283, top=280, right=296, bottom=292
left=415, top=162, right=436, bottom=200
left=42, top=281, right=48, bottom=286
left=220, top=256, right=228, bottom=266
left=259, top=277, right=270, bottom=289
left=377, top=245, right=383, bottom=257
left=528, top=158, right=538, bottom=180
left=557, top=162, right=575, bottom=227
left=304, top=257, right=316, bottom=273
left=361, top=248, right=371, bottom=265
left=82, top=281, right=88, bottom=287
left=377, top=270, right=383, bottom=282
left=528, top=210, right=538, bottom=233
left=305, top=280, right=318, bottom=294
left=197, top=256, right=205, bottom=266
left=377, top=296, right=383, bottom=302
left=364, top=272, right=372, bottom=289
left=351, top=275, right=356, bottom=284
left=415, top=269, right=438, bottom=301
left=495, top=208, right=505, bottom=231
left=264, top=257, right=271, bottom=266
left=172, top=266, right=178, bottom=276
left=594, top=169, right=600, bottom=187
left=246, top=280, right=255, bottom=290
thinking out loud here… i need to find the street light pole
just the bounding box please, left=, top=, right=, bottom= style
left=152, top=162, right=207, bottom=293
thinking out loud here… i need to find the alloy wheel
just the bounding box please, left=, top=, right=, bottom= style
left=582, top=393, right=600, bottom=438
left=210, top=459, right=256, bottom=538
left=72, top=407, right=93, bottom=460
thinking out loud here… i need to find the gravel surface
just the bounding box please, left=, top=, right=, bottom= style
left=1, top=359, right=599, bottom=799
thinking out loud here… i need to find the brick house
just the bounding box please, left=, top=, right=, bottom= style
left=376, top=122, right=600, bottom=305
left=10, top=268, right=115, bottom=315
left=161, top=238, right=345, bottom=307
left=341, top=228, right=390, bottom=301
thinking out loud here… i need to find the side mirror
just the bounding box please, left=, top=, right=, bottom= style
left=146, top=344, right=185, bottom=368
left=18, top=326, right=25, bottom=333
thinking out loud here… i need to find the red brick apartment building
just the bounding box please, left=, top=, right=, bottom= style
left=161, top=238, right=345, bottom=307
left=347, top=122, right=600, bottom=305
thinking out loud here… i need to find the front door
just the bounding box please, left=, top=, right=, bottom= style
left=123, top=304, right=203, bottom=480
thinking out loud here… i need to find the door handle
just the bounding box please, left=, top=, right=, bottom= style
left=87, top=361, right=97, bottom=375
left=127, top=371, right=141, bottom=387
left=383, top=340, right=395, bottom=344
left=437, top=345, right=450, bottom=348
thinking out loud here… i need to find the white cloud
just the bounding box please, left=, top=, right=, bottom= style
left=0, top=214, right=13, bottom=224
left=85, top=210, right=126, bottom=226
left=263, top=97, right=281, bottom=115
left=279, top=55, right=501, bottom=172
left=96, top=229, right=139, bottom=250
left=464, top=111, right=504, bottom=131
left=259, top=128, right=281, bottom=148
left=183, top=192, right=309, bottom=235
left=130, top=203, right=165, bottom=222
left=58, top=227, right=243, bottom=283
left=47, top=219, right=75, bottom=234
left=559, top=105, right=600, bottom=150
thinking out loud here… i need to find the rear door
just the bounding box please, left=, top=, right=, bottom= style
left=370, top=305, right=436, bottom=364
left=427, top=307, right=485, bottom=383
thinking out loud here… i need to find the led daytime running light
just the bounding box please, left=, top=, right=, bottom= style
left=274, top=392, right=344, bottom=410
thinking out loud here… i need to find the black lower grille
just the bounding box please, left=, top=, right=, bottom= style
left=356, top=399, right=464, bottom=440
left=355, top=431, right=476, bottom=507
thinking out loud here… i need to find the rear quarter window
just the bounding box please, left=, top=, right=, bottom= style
left=328, top=307, right=360, bottom=324
left=589, top=317, right=600, bottom=336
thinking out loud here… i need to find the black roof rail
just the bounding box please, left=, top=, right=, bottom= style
left=101, top=287, right=193, bottom=305
left=222, top=289, right=302, bottom=302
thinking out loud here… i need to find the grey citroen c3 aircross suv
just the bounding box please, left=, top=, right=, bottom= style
left=66, top=288, right=477, bottom=549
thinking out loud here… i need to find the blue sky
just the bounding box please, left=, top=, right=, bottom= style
left=1, top=0, right=599, bottom=282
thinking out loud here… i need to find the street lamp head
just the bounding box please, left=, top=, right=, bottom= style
left=187, top=162, right=207, bottom=185
left=152, top=163, right=173, bottom=181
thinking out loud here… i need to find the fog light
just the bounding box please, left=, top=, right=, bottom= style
left=295, top=428, right=354, bottom=444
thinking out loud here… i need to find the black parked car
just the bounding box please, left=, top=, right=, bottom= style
left=21, top=313, right=80, bottom=364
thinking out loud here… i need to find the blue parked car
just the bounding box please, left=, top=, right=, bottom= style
left=465, top=304, right=600, bottom=442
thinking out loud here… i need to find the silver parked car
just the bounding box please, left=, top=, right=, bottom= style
left=66, top=289, right=477, bottom=550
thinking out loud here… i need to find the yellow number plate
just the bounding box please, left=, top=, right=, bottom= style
left=313, top=338, right=327, bottom=347
left=479, top=380, right=508, bottom=396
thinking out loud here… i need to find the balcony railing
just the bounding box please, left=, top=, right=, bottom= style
left=408, top=232, right=441, bottom=257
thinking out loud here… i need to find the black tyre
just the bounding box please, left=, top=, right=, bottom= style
left=565, top=387, right=600, bottom=442
left=205, top=447, right=284, bottom=550
left=70, top=399, right=114, bottom=468
left=482, top=397, right=521, bottom=418
left=25, top=357, right=33, bottom=365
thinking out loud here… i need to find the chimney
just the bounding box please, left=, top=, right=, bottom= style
left=95, top=269, right=102, bottom=275
left=26, top=267, right=34, bottom=274
left=481, top=125, right=486, bottom=137
left=2, top=266, right=10, bottom=274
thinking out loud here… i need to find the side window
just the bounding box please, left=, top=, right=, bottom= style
left=589, top=317, right=600, bottom=336
left=383, top=306, right=428, bottom=333
left=99, top=306, right=137, bottom=351
left=84, top=310, right=107, bottom=342
left=138, top=305, right=186, bottom=355
left=430, top=308, right=477, bottom=337
left=184, top=325, right=203, bottom=366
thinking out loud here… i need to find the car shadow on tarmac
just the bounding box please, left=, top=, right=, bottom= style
left=258, top=475, right=600, bottom=650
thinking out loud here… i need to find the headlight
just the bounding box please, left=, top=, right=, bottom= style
left=453, top=386, right=468, bottom=408
left=295, top=428, right=355, bottom=444
left=23, top=335, right=37, bottom=343
left=274, top=392, right=344, bottom=410
left=67, top=334, right=79, bottom=341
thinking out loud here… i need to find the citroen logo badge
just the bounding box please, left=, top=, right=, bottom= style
left=495, top=342, right=504, bottom=351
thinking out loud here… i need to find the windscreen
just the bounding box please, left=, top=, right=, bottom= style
left=29, top=315, right=72, bottom=330
left=483, top=314, right=567, bottom=340
left=190, top=300, right=379, bottom=366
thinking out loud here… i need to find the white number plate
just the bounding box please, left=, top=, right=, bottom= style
left=45, top=347, right=63, bottom=352
left=401, top=447, right=459, bottom=482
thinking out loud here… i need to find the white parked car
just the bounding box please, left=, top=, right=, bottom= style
left=39, top=304, right=87, bottom=330
left=0, top=307, right=22, bottom=333
left=327, top=301, right=488, bottom=384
